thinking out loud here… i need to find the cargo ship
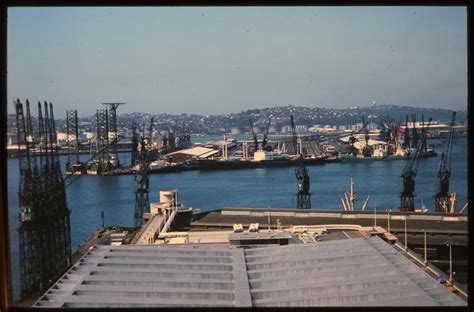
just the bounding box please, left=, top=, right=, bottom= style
left=198, top=153, right=326, bottom=171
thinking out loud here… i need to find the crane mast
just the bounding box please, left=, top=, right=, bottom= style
left=134, top=118, right=153, bottom=227
left=411, top=114, right=419, bottom=150
left=261, top=117, right=272, bottom=150
left=248, top=118, right=259, bottom=152
left=403, top=115, right=410, bottom=149
left=131, top=122, right=139, bottom=166
left=435, top=112, right=456, bottom=212
left=399, top=117, right=432, bottom=211
left=361, top=116, right=371, bottom=157
left=290, top=115, right=298, bottom=156
left=295, top=154, right=311, bottom=209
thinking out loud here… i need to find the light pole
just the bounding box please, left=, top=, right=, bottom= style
left=404, top=216, right=407, bottom=251
left=424, top=229, right=427, bottom=265
left=374, top=204, right=377, bottom=227
left=448, top=243, right=453, bottom=282
left=387, top=209, right=391, bottom=233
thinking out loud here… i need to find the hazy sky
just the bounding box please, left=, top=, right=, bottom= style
left=7, top=7, right=467, bottom=117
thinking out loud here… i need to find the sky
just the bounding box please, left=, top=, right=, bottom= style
left=7, top=7, right=467, bottom=117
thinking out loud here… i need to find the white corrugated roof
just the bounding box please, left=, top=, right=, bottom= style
left=34, top=236, right=465, bottom=308
left=165, top=146, right=217, bottom=157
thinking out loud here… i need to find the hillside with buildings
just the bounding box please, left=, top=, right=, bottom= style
left=6, top=104, right=467, bottom=145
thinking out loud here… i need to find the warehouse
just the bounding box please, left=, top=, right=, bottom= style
left=164, top=146, right=219, bottom=163
left=34, top=236, right=464, bottom=308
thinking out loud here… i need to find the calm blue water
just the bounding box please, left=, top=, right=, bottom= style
left=7, top=137, right=468, bottom=301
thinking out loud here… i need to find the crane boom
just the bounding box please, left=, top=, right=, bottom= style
left=295, top=154, right=311, bottom=209
left=435, top=112, right=456, bottom=212
left=262, top=117, right=272, bottom=149
left=399, top=117, right=432, bottom=211
left=290, top=115, right=298, bottom=155
left=248, top=118, right=259, bottom=151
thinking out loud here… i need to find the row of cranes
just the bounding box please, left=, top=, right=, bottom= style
left=399, top=112, right=458, bottom=212
left=345, top=113, right=433, bottom=159
left=288, top=110, right=460, bottom=213
left=340, top=112, right=460, bottom=213
left=64, top=103, right=191, bottom=175
left=248, top=117, right=272, bottom=153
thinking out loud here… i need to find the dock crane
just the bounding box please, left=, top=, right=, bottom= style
left=420, top=114, right=427, bottom=155
left=131, top=122, right=139, bottom=166
left=399, top=117, right=432, bottom=211
left=361, top=116, right=372, bottom=157
left=402, top=115, right=410, bottom=150
left=290, top=115, right=299, bottom=156
left=295, top=155, right=311, bottom=209
left=411, top=114, right=419, bottom=150
left=435, top=112, right=456, bottom=212
left=290, top=115, right=311, bottom=209
left=261, top=117, right=272, bottom=151
left=248, top=118, right=259, bottom=152
left=134, top=117, right=153, bottom=227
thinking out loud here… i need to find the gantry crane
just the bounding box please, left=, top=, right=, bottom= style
left=399, top=117, right=432, bottom=211
left=435, top=112, right=456, bottom=212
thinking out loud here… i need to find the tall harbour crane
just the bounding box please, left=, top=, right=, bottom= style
left=289, top=115, right=298, bottom=156
left=131, top=122, right=139, bottom=166
left=261, top=117, right=272, bottom=151
left=295, top=154, right=311, bottom=209
left=420, top=114, right=428, bottom=155
left=435, top=112, right=456, bottom=212
left=402, top=115, right=410, bottom=149
left=399, top=117, right=432, bottom=211
left=360, top=116, right=372, bottom=157
left=102, top=102, right=125, bottom=167
left=134, top=118, right=153, bottom=227
left=248, top=118, right=259, bottom=152
left=411, top=114, right=419, bottom=150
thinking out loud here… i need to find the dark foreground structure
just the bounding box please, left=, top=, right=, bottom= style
left=14, top=99, right=71, bottom=300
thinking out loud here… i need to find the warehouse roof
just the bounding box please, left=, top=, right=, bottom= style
left=34, top=236, right=465, bottom=308
left=164, top=146, right=219, bottom=158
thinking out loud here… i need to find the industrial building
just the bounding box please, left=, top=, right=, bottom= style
left=34, top=236, right=464, bottom=308
left=164, top=146, right=219, bottom=163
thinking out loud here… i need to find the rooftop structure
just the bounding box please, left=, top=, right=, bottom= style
left=34, top=236, right=464, bottom=308
left=164, top=146, right=219, bottom=163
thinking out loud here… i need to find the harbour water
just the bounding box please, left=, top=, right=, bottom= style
left=6, top=137, right=468, bottom=301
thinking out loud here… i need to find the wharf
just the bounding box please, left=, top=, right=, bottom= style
left=192, top=208, right=468, bottom=285
left=192, top=208, right=467, bottom=242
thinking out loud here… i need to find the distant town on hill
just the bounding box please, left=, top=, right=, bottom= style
left=7, top=104, right=467, bottom=136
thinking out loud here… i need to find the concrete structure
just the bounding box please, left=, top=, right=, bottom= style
left=34, top=236, right=464, bottom=307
